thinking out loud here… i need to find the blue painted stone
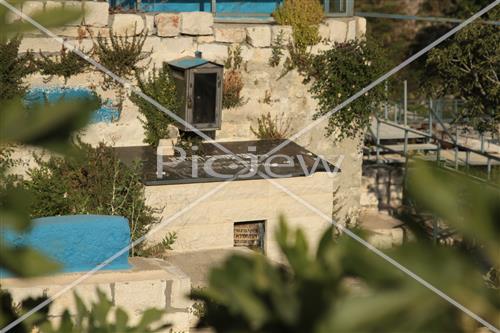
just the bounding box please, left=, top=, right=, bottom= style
left=139, top=0, right=282, bottom=14
left=24, top=87, right=120, bottom=124
left=2, top=215, right=131, bottom=274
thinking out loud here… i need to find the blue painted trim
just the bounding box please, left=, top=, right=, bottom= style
left=139, top=0, right=282, bottom=13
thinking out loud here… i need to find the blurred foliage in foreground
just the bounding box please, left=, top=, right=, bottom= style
left=193, top=163, right=500, bottom=332
left=0, top=2, right=167, bottom=332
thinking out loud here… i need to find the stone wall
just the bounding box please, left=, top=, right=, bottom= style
left=17, top=3, right=367, bottom=221
left=2, top=257, right=192, bottom=332
left=361, top=162, right=405, bottom=212
left=144, top=172, right=339, bottom=263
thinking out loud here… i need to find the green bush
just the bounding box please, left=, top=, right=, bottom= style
left=35, top=46, right=89, bottom=84
left=24, top=141, right=158, bottom=255
left=273, top=0, right=324, bottom=50
left=193, top=213, right=499, bottom=332
left=130, top=63, right=181, bottom=147
left=91, top=27, right=151, bottom=89
left=308, top=39, right=388, bottom=141
left=0, top=36, right=35, bottom=100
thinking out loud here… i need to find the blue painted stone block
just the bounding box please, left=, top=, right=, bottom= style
left=2, top=215, right=131, bottom=274
left=24, top=87, right=120, bottom=124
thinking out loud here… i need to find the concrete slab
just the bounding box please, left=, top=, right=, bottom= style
left=165, top=248, right=254, bottom=288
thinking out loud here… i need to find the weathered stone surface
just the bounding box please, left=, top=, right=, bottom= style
left=44, top=1, right=62, bottom=11
left=19, top=37, right=61, bottom=53
left=144, top=14, right=155, bottom=35
left=346, top=19, right=357, bottom=41
left=246, top=25, right=271, bottom=47
left=22, top=1, right=44, bottom=20
left=111, top=14, right=144, bottom=36
left=318, top=23, right=330, bottom=41
left=164, top=37, right=195, bottom=54
left=197, top=35, right=215, bottom=44
left=327, top=19, right=347, bottom=43
left=271, top=25, right=293, bottom=43
left=83, top=1, right=109, bottom=27
left=356, top=16, right=367, bottom=38
left=214, top=25, right=246, bottom=43
left=155, top=13, right=180, bottom=37
left=114, top=280, right=166, bottom=313
left=197, top=43, right=228, bottom=63
left=61, top=1, right=84, bottom=26
left=180, top=12, right=213, bottom=36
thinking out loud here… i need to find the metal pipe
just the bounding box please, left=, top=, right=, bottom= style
left=384, top=81, right=388, bottom=119
left=487, top=158, right=492, bottom=180
left=404, top=80, right=408, bottom=127
left=404, top=128, right=408, bottom=156
left=376, top=119, right=381, bottom=163
left=429, top=98, right=433, bottom=141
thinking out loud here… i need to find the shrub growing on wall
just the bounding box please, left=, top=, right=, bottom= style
left=25, top=141, right=158, bottom=255
left=0, top=36, right=35, bottom=100
left=130, top=63, right=181, bottom=147
left=273, top=0, right=324, bottom=50
left=35, top=45, right=89, bottom=84
left=307, top=39, right=388, bottom=141
left=223, top=45, right=245, bottom=109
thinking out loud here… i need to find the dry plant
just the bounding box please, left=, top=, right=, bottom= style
left=251, top=112, right=292, bottom=140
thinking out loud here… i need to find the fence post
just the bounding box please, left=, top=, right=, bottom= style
left=480, top=134, right=485, bottom=153
left=404, top=80, right=408, bottom=127
left=211, top=0, right=216, bottom=13
left=376, top=119, right=381, bottom=163
left=429, top=98, right=433, bottom=142
left=487, top=158, right=492, bottom=180
left=384, top=81, right=388, bottom=120
left=404, top=128, right=408, bottom=156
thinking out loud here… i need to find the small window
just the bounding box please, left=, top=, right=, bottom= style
left=234, top=221, right=265, bottom=253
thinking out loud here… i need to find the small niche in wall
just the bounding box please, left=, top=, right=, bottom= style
left=234, top=221, right=265, bottom=253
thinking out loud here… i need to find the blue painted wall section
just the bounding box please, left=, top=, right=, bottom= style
left=24, top=87, right=120, bottom=124
left=140, top=0, right=282, bottom=13
left=2, top=215, right=131, bottom=274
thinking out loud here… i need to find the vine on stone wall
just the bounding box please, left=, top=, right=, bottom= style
left=307, top=39, right=388, bottom=141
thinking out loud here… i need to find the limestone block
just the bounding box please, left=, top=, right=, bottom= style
left=197, top=43, right=228, bottom=63
left=318, top=23, right=330, bottom=41
left=246, top=26, right=271, bottom=47
left=76, top=38, right=94, bottom=53
left=197, top=35, right=215, bottom=44
left=51, top=26, right=82, bottom=37
left=145, top=14, right=156, bottom=35
left=114, top=280, right=166, bottom=314
left=214, top=25, right=246, bottom=43
left=163, top=36, right=195, bottom=55
left=44, top=1, right=62, bottom=11
left=167, top=273, right=191, bottom=308
left=61, top=1, right=84, bottom=26
left=356, top=16, right=367, bottom=38
left=22, top=1, right=44, bottom=18
left=143, top=36, right=163, bottom=53
left=112, top=14, right=145, bottom=36
left=83, top=1, right=109, bottom=27
left=326, top=19, right=347, bottom=43
left=271, top=25, right=293, bottom=43
left=19, top=37, right=61, bottom=53
left=180, top=12, right=213, bottom=36
left=155, top=13, right=180, bottom=37
left=346, top=19, right=356, bottom=41
left=48, top=284, right=113, bottom=316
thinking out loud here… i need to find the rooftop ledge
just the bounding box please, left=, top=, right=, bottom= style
left=114, top=139, right=341, bottom=186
